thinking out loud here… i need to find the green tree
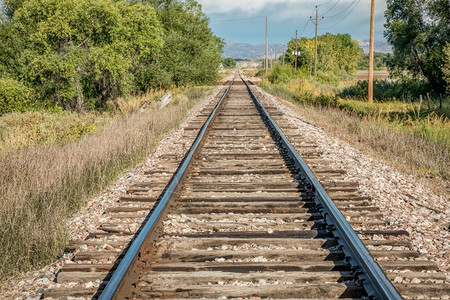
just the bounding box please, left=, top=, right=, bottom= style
left=223, top=57, right=236, bottom=68
left=284, top=33, right=361, bottom=77
left=443, top=43, right=450, bottom=95
left=146, top=0, right=223, bottom=86
left=1, top=0, right=223, bottom=112
left=384, top=0, right=450, bottom=94
left=10, top=0, right=162, bottom=111
left=357, top=52, right=390, bottom=70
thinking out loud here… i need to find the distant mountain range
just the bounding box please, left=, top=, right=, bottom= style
left=223, top=40, right=284, bottom=60
left=356, top=39, right=392, bottom=54
left=223, top=39, right=392, bottom=59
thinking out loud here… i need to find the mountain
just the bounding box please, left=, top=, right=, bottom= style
left=223, top=40, right=284, bottom=60
left=223, top=39, right=392, bottom=59
left=356, top=39, right=392, bottom=54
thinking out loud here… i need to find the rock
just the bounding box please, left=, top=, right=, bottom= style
left=35, top=277, right=51, bottom=285
left=410, top=278, right=421, bottom=284
left=393, top=276, right=403, bottom=283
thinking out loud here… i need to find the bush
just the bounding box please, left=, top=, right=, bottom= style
left=0, top=77, right=34, bottom=114
left=339, top=79, right=433, bottom=101
left=223, top=57, right=236, bottom=69
left=315, top=71, right=340, bottom=85
left=267, top=65, right=305, bottom=84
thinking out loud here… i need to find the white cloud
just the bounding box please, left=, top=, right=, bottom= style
left=198, top=0, right=292, bottom=14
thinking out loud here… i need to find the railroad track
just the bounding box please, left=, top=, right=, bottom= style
left=45, top=74, right=449, bottom=299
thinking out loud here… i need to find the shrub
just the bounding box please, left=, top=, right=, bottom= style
left=339, top=79, right=433, bottom=101
left=315, top=70, right=340, bottom=85
left=0, top=77, right=34, bottom=114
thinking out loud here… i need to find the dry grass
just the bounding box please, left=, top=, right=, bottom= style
left=261, top=80, right=449, bottom=180
left=0, top=87, right=211, bottom=283
left=0, top=88, right=206, bottom=153
left=273, top=96, right=449, bottom=181
left=0, top=111, right=115, bottom=152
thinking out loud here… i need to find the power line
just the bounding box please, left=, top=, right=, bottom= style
left=322, top=0, right=341, bottom=16
left=298, top=7, right=316, bottom=36
left=322, top=0, right=361, bottom=29
left=316, top=0, right=334, bottom=7
left=324, top=0, right=358, bottom=18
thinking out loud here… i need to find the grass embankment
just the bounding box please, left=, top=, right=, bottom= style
left=0, top=86, right=212, bottom=283
left=260, top=78, right=450, bottom=180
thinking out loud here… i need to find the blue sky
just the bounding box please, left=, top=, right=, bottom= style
left=197, top=0, right=388, bottom=45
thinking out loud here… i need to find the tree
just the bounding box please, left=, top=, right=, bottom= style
left=443, top=43, right=450, bottom=95
left=0, top=0, right=223, bottom=113
left=222, top=57, right=236, bottom=68
left=146, top=0, right=224, bottom=86
left=357, top=52, right=390, bottom=70
left=384, top=0, right=450, bottom=94
left=6, top=0, right=162, bottom=111
left=284, top=33, right=361, bottom=76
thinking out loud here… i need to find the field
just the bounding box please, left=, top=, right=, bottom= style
left=356, top=70, right=389, bottom=81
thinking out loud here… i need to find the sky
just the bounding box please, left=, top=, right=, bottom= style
left=196, top=0, right=388, bottom=45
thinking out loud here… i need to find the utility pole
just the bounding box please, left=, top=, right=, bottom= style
left=294, top=30, right=298, bottom=70
left=282, top=45, right=285, bottom=65
left=270, top=48, right=273, bottom=68
left=265, top=16, right=268, bottom=75
left=310, top=6, right=323, bottom=76
left=368, top=0, right=375, bottom=103
left=275, top=47, right=278, bottom=65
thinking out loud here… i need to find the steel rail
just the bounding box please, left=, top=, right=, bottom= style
left=98, top=77, right=235, bottom=300
left=242, top=77, right=402, bottom=300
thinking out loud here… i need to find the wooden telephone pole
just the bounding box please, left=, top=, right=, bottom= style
left=265, top=16, right=268, bottom=75
left=368, top=0, right=375, bottom=103
left=310, top=6, right=323, bottom=76
left=275, top=47, right=278, bottom=65
left=270, top=48, right=273, bottom=68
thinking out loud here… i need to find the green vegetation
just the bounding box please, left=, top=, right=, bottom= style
left=339, top=79, right=432, bottom=101
left=0, top=86, right=212, bottom=283
left=259, top=73, right=449, bottom=179
left=0, top=77, right=35, bottom=113
left=357, top=52, right=390, bottom=70
left=265, top=85, right=450, bottom=181
left=223, top=57, right=237, bottom=69
left=0, top=0, right=223, bottom=113
left=284, top=33, right=362, bottom=78
left=443, top=43, right=450, bottom=94
left=384, top=0, right=449, bottom=94
left=257, top=10, right=450, bottom=180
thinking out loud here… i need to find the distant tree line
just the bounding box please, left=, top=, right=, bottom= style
left=285, top=33, right=362, bottom=77
left=0, top=0, right=223, bottom=113
left=357, top=52, right=389, bottom=70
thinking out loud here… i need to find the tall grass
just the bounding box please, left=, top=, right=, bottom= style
left=0, top=87, right=210, bottom=283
